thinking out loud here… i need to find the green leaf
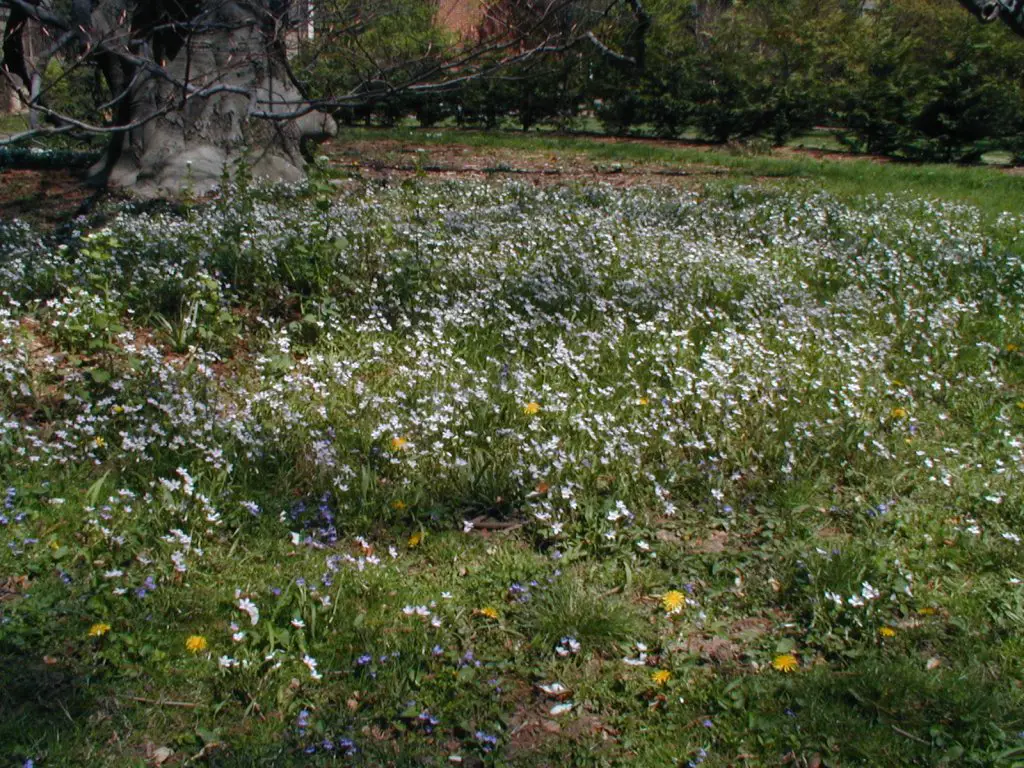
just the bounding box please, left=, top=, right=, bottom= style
left=86, top=470, right=112, bottom=505
left=196, top=728, right=221, bottom=745
left=775, top=638, right=796, bottom=653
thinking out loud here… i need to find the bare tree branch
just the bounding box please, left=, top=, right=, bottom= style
left=584, top=31, right=635, bottom=64
left=0, top=0, right=635, bottom=194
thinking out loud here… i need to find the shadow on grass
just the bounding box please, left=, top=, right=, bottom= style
left=0, top=651, right=97, bottom=765
left=730, top=653, right=1024, bottom=764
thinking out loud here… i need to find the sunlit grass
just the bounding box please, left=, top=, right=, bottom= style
left=1, top=169, right=1023, bottom=764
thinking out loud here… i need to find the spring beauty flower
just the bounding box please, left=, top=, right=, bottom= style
left=238, top=597, right=260, bottom=625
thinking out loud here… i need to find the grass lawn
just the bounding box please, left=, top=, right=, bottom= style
left=1, top=142, right=1023, bottom=766
left=330, top=126, right=1024, bottom=219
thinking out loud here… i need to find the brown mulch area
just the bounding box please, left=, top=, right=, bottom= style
left=1, top=133, right=1012, bottom=230
left=325, top=137, right=725, bottom=189
left=0, top=137, right=722, bottom=231
left=0, top=168, right=96, bottom=227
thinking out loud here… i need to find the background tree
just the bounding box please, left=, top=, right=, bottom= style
left=0, top=0, right=618, bottom=196
left=5, top=0, right=1024, bottom=190
left=836, top=0, right=1024, bottom=162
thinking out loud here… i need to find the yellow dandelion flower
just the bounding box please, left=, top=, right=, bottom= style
left=390, top=436, right=408, bottom=451
left=637, top=397, right=649, bottom=406
left=185, top=635, right=208, bottom=653
left=523, top=401, right=541, bottom=415
left=651, top=669, right=671, bottom=686
left=890, top=407, right=908, bottom=420
left=88, top=622, right=111, bottom=637
left=408, top=531, right=424, bottom=548
left=1007, top=343, right=1019, bottom=352
left=478, top=606, right=499, bottom=619
left=771, top=653, right=799, bottom=673
left=93, top=436, right=105, bottom=448
left=111, top=404, right=124, bottom=414
left=879, top=626, right=897, bottom=638
left=662, top=590, right=686, bottom=614
left=917, top=607, right=936, bottom=616
left=392, top=500, right=407, bottom=511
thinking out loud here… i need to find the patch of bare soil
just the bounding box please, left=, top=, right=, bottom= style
left=325, top=138, right=723, bottom=190
left=496, top=675, right=621, bottom=762
left=0, top=575, right=30, bottom=603
left=506, top=704, right=617, bottom=762
left=773, top=145, right=892, bottom=164
left=0, top=168, right=95, bottom=227
left=674, top=617, right=772, bottom=664
left=689, top=529, right=730, bottom=554
left=2, top=134, right=1018, bottom=225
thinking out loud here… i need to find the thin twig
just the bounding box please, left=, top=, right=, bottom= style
left=891, top=725, right=930, bottom=745
left=183, top=741, right=223, bottom=765
left=469, top=515, right=525, bottom=530
left=121, top=695, right=200, bottom=709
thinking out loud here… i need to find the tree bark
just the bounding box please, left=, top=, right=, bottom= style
left=88, top=0, right=336, bottom=197
left=957, top=0, right=1024, bottom=36
left=3, top=0, right=610, bottom=197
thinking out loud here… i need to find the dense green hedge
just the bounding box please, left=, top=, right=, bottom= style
left=301, top=0, right=1024, bottom=163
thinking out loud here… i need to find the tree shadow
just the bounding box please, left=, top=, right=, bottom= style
left=0, top=650, right=98, bottom=764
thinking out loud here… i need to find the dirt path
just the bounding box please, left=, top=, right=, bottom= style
left=324, top=137, right=731, bottom=190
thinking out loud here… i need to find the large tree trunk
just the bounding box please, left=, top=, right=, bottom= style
left=957, top=0, right=1024, bottom=35
left=89, top=0, right=335, bottom=197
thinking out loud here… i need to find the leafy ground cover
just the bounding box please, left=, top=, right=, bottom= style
left=2, top=157, right=1024, bottom=766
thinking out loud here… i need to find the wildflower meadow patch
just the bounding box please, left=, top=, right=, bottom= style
left=1, top=172, right=1023, bottom=765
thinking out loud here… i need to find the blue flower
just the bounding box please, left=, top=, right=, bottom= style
left=475, top=730, right=499, bottom=752
left=687, top=747, right=708, bottom=767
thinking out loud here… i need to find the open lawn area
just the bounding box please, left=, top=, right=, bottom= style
left=2, top=134, right=1024, bottom=766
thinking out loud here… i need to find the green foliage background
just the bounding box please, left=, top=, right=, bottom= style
left=301, top=0, right=1024, bottom=162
